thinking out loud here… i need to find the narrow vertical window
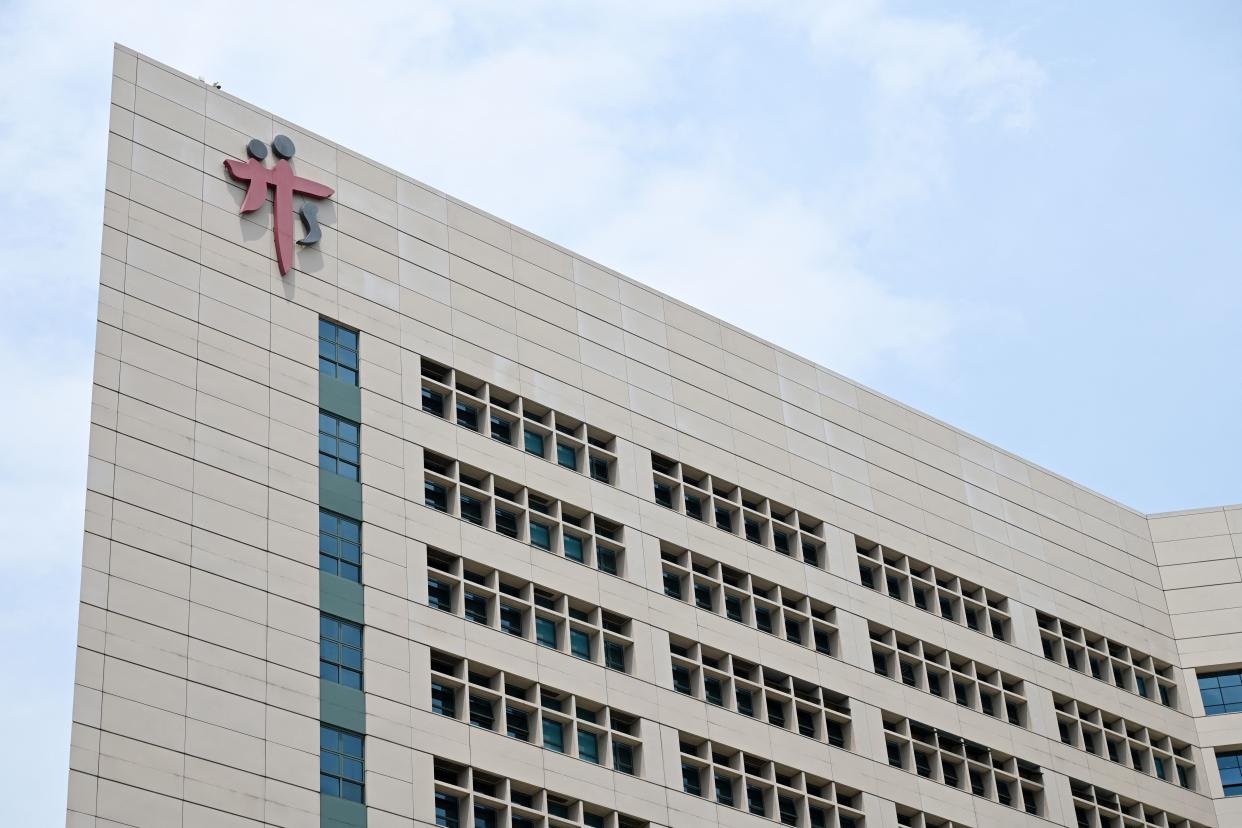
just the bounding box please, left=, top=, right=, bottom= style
left=319, top=509, right=361, bottom=582
left=319, top=318, right=359, bottom=385
left=320, top=725, right=364, bottom=803
left=319, top=614, right=363, bottom=689
left=319, top=411, right=360, bottom=480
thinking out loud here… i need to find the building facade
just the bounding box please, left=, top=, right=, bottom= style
left=67, top=44, right=1242, bottom=828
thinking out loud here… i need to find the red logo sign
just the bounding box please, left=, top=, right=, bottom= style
left=224, top=135, right=333, bottom=276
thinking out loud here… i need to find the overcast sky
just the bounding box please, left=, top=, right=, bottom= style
left=2, top=1, right=1240, bottom=823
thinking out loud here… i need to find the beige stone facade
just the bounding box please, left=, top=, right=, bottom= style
left=68, top=44, right=1241, bottom=828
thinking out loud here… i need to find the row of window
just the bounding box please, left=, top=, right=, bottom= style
left=669, top=638, right=851, bottom=749
left=1036, top=611, right=1178, bottom=709
left=423, top=451, right=623, bottom=575
left=660, top=544, right=838, bottom=656
left=677, top=733, right=864, bottom=827
left=650, top=453, right=828, bottom=569
left=1053, top=694, right=1195, bottom=789
left=1068, top=778, right=1207, bottom=828
left=882, top=716, right=1044, bottom=816
left=426, top=550, right=631, bottom=671
left=429, top=650, right=640, bottom=774
left=420, top=357, right=616, bottom=484
left=856, top=540, right=1012, bottom=643
left=868, top=624, right=1027, bottom=727
left=433, top=758, right=647, bottom=828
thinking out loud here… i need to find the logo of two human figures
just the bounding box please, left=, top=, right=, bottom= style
left=223, top=134, right=333, bottom=275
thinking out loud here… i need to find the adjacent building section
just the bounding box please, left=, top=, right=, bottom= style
left=68, top=44, right=1241, bottom=828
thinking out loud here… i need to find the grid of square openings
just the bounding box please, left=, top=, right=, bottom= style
left=1068, top=778, right=1208, bottom=828
left=319, top=318, right=359, bottom=385
left=320, top=614, right=363, bottom=690
left=867, top=624, right=1027, bottom=727
left=677, top=733, right=864, bottom=827
left=432, top=757, right=649, bottom=828
left=882, top=716, right=1044, bottom=816
left=649, top=453, right=827, bottom=568
left=420, top=357, right=617, bottom=485
left=856, top=539, right=1012, bottom=641
left=425, top=550, right=632, bottom=672
left=319, top=411, right=360, bottom=480
left=660, top=544, right=838, bottom=657
left=668, top=637, right=851, bottom=749
left=895, top=808, right=972, bottom=828
left=429, top=650, right=641, bottom=775
left=423, top=451, right=624, bottom=576
left=1036, top=612, right=1178, bottom=708
left=319, top=509, right=361, bottom=582
left=1195, top=668, right=1242, bottom=715
left=1053, top=694, right=1195, bottom=789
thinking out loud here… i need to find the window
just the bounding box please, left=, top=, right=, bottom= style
left=747, top=785, right=765, bottom=816
left=431, top=682, right=456, bottom=717
left=570, top=629, right=591, bottom=660
left=425, top=480, right=448, bottom=512
left=663, top=571, right=684, bottom=600
left=694, top=584, right=713, bottom=611
left=500, top=604, right=524, bottom=636
left=613, top=742, right=635, bottom=775
left=564, top=534, right=585, bottom=563
left=460, top=496, right=483, bottom=525
left=428, top=577, right=453, bottom=611
left=506, top=706, right=529, bottom=740
left=542, top=719, right=564, bottom=752
left=319, top=411, right=360, bottom=480
left=423, top=387, right=445, bottom=417
left=654, top=482, right=673, bottom=508
left=604, top=641, right=626, bottom=671
left=682, top=763, right=702, bottom=796
left=495, top=508, right=518, bottom=538
left=589, top=456, right=610, bottom=482
left=473, top=805, right=497, bottom=828
left=704, top=677, right=724, bottom=706
left=578, top=731, right=599, bottom=764
left=489, top=415, right=512, bottom=444
left=320, top=724, right=364, bottom=803
left=319, top=510, right=361, bottom=582
left=536, top=617, right=557, bottom=648
left=1199, top=669, right=1242, bottom=715
left=464, top=591, right=488, bottom=624
left=1218, top=750, right=1242, bottom=796
left=736, top=688, right=754, bottom=716
left=715, top=775, right=734, bottom=806
left=556, top=443, right=577, bottom=470
left=530, top=522, right=551, bottom=551
left=435, top=791, right=459, bottom=827
left=319, top=319, right=359, bottom=385
left=456, top=401, right=480, bottom=432
left=597, top=547, right=618, bottom=575
left=524, top=430, right=545, bottom=457
left=320, top=615, right=363, bottom=690
left=469, top=695, right=494, bottom=730
left=672, top=665, right=692, bottom=695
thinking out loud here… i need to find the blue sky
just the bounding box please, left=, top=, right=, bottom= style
left=1, top=1, right=1239, bottom=823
